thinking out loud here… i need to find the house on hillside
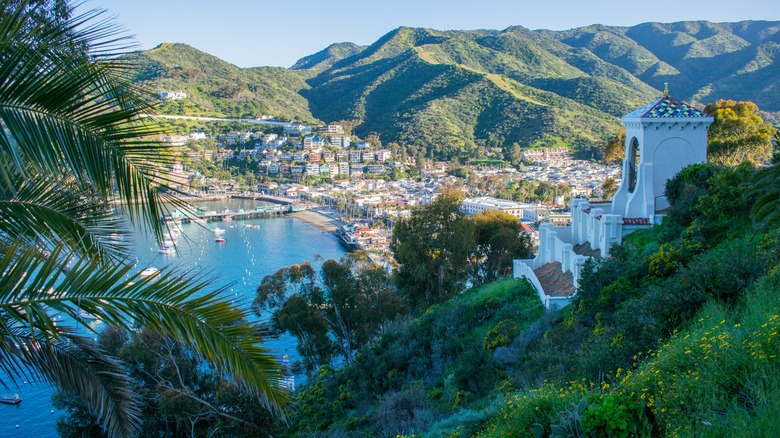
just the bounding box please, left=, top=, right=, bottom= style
left=515, top=92, right=713, bottom=309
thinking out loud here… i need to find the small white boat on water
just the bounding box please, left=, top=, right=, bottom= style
left=213, top=227, right=225, bottom=235
left=77, top=310, right=98, bottom=320
left=158, top=240, right=176, bottom=255
left=139, top=267, right=159, bottom=278
left=0, top=394, right=22, bottom=405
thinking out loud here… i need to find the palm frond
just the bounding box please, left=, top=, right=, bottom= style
left=0, top=161, right=129, bottom=260
left=0, top=1, right=188, bottom=242
left=0, top=243, right=288, bottom=417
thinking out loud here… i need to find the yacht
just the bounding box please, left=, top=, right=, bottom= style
left=139, top=267, right=159, bottom=278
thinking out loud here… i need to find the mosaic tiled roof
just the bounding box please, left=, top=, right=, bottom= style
left=623, top=96, right=709, bottom=119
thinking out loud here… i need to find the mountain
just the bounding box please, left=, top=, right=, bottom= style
left=130, top=20, right=780, bottom=158
left=291, top=42, right=367, bottom=74
left=127, top=43, right=316, bottom=121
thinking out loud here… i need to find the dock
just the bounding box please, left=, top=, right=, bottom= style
left=167, top=195, right=309, bottom=224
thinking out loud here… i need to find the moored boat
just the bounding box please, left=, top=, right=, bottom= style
left=0, top=394, right=22, bottom=405
left=139, top=267, right=159, bottom=278
left=77, top=310, right=98, bottom=320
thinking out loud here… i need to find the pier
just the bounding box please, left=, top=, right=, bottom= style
left=167, top=196, right=309, bottom=224
left=231, top=194, right=294, bottom=205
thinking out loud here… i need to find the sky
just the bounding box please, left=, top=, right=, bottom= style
left=80, top=0, right=780, bottom=68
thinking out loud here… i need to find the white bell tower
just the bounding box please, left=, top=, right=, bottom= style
left=611, top=89, right=713, bottom=222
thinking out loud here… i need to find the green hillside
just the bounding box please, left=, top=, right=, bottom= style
left=131, top=20, right=780, bottom=159
left=127, top=43, right=317, bottom=121
left=279, top=163, right=780, bottom=437
left=291, top=42, right=367, bottom=74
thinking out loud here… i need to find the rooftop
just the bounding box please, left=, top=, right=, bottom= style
left=622, top=95, right=710, bottom=119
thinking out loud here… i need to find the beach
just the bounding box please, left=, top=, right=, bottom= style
left=291, top=210, right=344, bottom=234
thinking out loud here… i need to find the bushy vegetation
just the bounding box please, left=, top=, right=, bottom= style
left=128, top=43, right=317, bottom=121
left=270, top=162, right=780, bottom=437
left=285, top=277, right=543, bottom=436
left=472, top=162, right=780, bottom=437
left=55, top=328, right=276, bottom=437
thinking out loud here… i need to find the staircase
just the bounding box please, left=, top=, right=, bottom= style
left=533, top=262, right=574, bottom=298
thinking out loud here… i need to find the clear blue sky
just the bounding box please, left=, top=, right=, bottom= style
left=80, top=0, right=780, bottom=68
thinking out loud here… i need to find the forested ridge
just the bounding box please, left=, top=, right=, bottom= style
left=131, top=20, right=780, bottom=159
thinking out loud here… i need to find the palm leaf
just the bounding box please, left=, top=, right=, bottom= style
left=0, top=161, right=129, bottom=260
left=0, top=244, right=288, bottom=418
left=0, top=2, right=192, bottom=242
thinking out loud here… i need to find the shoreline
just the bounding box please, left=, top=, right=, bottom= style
left=290, top=210, right=345, bottom=234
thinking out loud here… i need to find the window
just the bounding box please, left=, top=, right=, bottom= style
left=627, top=137, right=639, bottom=193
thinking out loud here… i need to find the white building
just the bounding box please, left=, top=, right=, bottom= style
left=514, top=93, right=713, bottom=309
left=330, top=135, right=351, bottom=148
left=376, top=149, right=392, bottom=162
left=303, top=136, right=325, bottom=151
left=462, top=196, right=540, bottom=221
left=284, top=123, right=308, bottom=135
left=319, top=124, right=344, bottom=134
left=160, top=91, right=186, bottom=100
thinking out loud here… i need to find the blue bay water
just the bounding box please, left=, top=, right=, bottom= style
left=0, top=200, right=347, bottom=437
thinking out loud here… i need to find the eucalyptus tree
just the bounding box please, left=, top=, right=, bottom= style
left=0, top=2, right=284, bottom=437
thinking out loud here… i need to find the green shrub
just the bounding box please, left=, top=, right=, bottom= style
left=484, top=320, right=522, bottom=351
left=581, top=393, right=652, bottom=438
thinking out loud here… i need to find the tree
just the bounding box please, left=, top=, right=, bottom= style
left=0, top=2, right=284, bottom=436
left=704, top=100, right=777, bottom=165
left=603, top=127, right=626, bottom=165
left=254, top=253, right=406, bottom=372
left=469, top=210, right=532, bottom=284
left=54, top=327, right=277, bottom=437
left=390, top=189, right=475, bottom=310
left=507, top=142, right=524, bottom=166
left=601, top=178, right=618, bottom=199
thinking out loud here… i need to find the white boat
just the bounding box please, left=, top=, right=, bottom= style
left=0, top=394, right=22, bottom=405
left=158, top=240, right=176, bottom=255
left=139, top=267, right=159, bottom=278
left=77, top=310, right=98, bottom=320
left=213, top=227, right=225, bottom=235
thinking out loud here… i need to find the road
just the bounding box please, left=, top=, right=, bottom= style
left=150, top=114, right=305, bottom=127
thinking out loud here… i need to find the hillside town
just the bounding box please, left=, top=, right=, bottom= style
left=162, top=119, right=622, bottom=260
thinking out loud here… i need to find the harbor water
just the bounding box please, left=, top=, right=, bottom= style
left=0, top=200, right=347, bottom=436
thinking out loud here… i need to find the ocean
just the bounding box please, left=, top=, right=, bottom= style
left=0, top=200, right=347, bottom=437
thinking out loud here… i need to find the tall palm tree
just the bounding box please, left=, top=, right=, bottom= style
left=0, top=2, right=285, bottom=436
